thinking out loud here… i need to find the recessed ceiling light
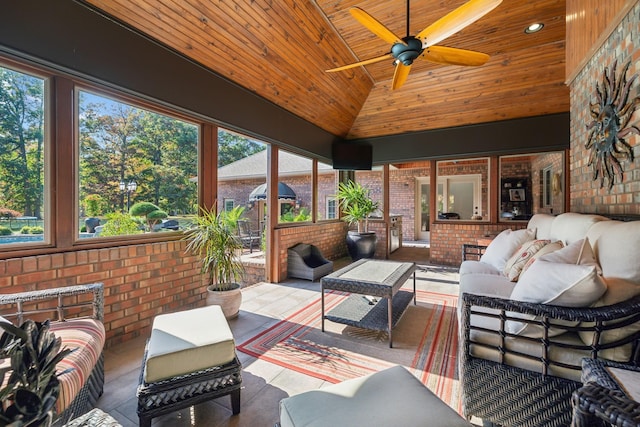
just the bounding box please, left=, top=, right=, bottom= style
left=525, top=23, right=544, bottom=34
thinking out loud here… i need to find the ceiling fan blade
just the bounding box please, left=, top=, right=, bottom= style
left=416, top=0, right=502, bottom=48
left=420, top=46, right=489, bottom=66
left=326, top=53, right=393, bottom=72
left=350, top=7, right=405, bottom=45
left=392, top=63, right=411, bottom=90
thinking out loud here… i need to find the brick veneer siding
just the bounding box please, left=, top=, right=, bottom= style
left=570, top=3, right=640, bottom=215
left=429, top=222, right=526, bottom=266
left=0, top=241, right=205, bottom=348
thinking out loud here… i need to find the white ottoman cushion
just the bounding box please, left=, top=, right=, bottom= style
left=144, top=305, right=236, bottom=383
left=279, top=365, right=471, bottom=427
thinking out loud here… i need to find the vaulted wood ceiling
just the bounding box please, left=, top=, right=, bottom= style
left=83, top=0, right=568, bottom=140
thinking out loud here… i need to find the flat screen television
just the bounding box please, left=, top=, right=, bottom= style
left=332, top=142, right=372, bottom=170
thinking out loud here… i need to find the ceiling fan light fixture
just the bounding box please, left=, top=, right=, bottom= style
left=524, top=23, right=544, bottom=34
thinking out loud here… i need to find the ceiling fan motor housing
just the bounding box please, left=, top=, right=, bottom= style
left=391, top=37, right=424, bottom=65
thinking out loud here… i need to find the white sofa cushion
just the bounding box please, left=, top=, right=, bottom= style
left=507, top=239, right=606, bottom=337
left=578, top=276, right=640, bottom=362
left=548, top=212, right=609, bottom=245
left=144, top=305, right=236, bottom=383
left=480, top=228, right=535, bottom=272
left=586, top=219, right=640, bottom=283
left=279, top=365, right=472, bottom=427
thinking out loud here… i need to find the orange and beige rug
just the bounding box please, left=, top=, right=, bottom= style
left=237, top=289, right=461, bottom=412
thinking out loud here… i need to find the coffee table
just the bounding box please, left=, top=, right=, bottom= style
left=320, top=259, right=417, bottom=347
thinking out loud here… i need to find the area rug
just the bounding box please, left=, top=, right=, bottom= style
left=237, top=289, right=461, bottom=411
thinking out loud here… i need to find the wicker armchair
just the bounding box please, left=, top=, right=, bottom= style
left=0, top=283, right=105, bottom=425
left=460, top=292, right=640, bottom=427
left=571, top=359, right=640, bottom=427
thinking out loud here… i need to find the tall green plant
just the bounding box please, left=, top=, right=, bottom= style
left=336, top=181, right=379, bottom=233
left=183, top=206, right=244, bottom=291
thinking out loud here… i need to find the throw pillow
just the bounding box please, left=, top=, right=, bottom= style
left=480, top=228, right=536, bottom=272
left=519, top=240, right=564, bottom=277
left=503, top=239, right=551, bottom=281
left=507, top=238, right=606, bottom=337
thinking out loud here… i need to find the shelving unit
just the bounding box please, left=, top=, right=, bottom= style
left=501, top=178, right=531, bottom=220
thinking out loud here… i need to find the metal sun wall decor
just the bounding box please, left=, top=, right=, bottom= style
left=586, top=60, right=640, bottom=190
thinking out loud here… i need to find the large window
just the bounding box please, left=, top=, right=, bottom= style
left=499, top=152, right=564, bottom=221
left=436, top=158, right=489, bottom=220
left=78, top=90, right=198, bottom=239
left=0, top=64, right=48, bottom=247
left=278, top=149, right=311, bottom=224
left=217, top=128, right=266, bottom=239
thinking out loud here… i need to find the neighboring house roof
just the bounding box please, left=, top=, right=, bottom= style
left=218, top=149, right=333, bottom=181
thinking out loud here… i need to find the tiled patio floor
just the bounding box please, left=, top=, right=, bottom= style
left=96, top=261, right=465, bottom=426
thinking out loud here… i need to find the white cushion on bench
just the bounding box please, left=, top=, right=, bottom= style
left=144, top=305, right=235, bottom=383
left=279, top=365, right=471, bottom=427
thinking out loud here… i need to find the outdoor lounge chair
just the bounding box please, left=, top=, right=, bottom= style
left=237, top=219, right=261, bottom=253
left=287, top=243, right=333, bottom=281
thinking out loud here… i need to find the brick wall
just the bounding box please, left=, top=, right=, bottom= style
left=570, top=3, right=640, bottom=215
left=0, top=241, right=204, bottom=348
left=275, top=221, right=348, bottom=279
left=430, top=222, right=526, bottom=266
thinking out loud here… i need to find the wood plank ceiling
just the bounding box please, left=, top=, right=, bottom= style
left=82, top=0, right=568, bottom=141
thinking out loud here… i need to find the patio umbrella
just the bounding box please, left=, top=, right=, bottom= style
left=248, top=182, right=297, bottom=201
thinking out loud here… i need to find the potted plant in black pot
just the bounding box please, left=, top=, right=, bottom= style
left=184, top=206, right=245, bottom=319
left=336, top=180, right=379, bottom=260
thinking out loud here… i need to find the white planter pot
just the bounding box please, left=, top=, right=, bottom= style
left=206, top=283, right=242, bottom=319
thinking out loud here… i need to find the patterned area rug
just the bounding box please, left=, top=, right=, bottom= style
left=237, top=289, right=461, bottom=412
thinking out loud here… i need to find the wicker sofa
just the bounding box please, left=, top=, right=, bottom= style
left=0, top=283, right=106, bottom=426
left=458, top=213, right=640, bottom=427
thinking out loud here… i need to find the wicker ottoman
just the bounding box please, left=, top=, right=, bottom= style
left=278, top=365, right=471, bottom=427
left=136, top=306, right=242, bottom=427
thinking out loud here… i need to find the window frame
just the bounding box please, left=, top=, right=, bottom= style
left=0, top=57, right=53, bottom=252
left=73, top=84, right=201, bottom=245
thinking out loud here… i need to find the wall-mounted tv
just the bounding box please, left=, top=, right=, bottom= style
left=332, top=142, right=372, bottom=170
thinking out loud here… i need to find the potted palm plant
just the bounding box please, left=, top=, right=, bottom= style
left=183, top=206, right=245, bottom=319
left=336, top=180, right=379, bottom=260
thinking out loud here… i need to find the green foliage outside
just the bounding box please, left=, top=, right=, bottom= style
left=99, top=212, right=143, bottom=237
left=0, top=226, right=11, bottom=236
left=129, top=201, right=168, bottom=231
left=280, top=207, right=311, bottom=223
left=19, top=226, right=44, bottom=234
left=217, top=130, right=265, bottom=167
left=83, top=194, right=107, bottom=217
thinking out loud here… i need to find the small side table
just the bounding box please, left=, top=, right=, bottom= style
left=63, top=408, right=122, bottom=427
left=571, top=359, right=640, bottom=427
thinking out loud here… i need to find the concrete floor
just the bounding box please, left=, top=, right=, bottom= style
left=95, top=261, right=464, bottom=426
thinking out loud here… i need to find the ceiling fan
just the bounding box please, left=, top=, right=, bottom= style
left=327, top=0, right=503, bottom=90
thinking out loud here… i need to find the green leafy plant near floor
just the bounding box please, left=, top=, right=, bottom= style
left=336, top=181, right=379, bottom=233
left=0, top=319, right=72, bottom=427
left=0, top=226, right=11, bottom=236
left=183, top=206, right=244, bottom=291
